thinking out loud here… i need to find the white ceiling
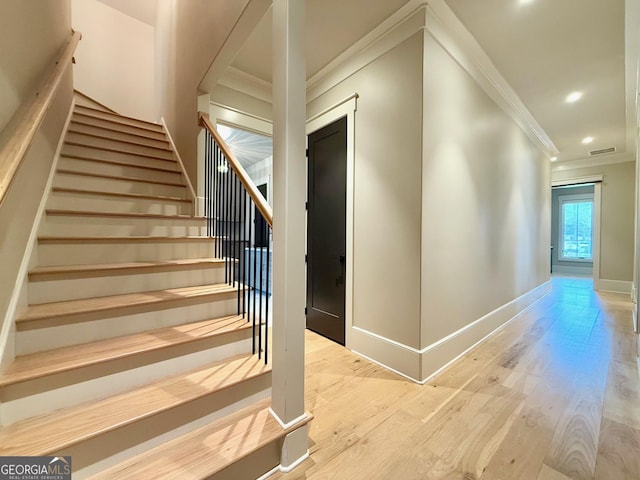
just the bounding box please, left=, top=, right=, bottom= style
left=93, top=0, right=637, bottom=167
left=233, top=0, right=409, bottom=81
left=445, top=0, right=627, bottom=164
left=230, top=0, right=635, bottom=166
left=96, top=0, right=158, bottom=26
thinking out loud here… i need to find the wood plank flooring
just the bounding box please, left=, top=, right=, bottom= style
left=271, top=276, right=639, bottom=480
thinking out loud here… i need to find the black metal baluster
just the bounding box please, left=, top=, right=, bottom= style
left=216, top=146, right=221, bottom=259
left=214, top=135, right=219, bottom=244
left=238, top=184, right=245, bottom=318
left=205, top=132, right=210, bottom=236
left=235, top=176, right=240, bottom=286
left=265, top=228, right=270, bottom=364
left=252, top=206, right=258, bottom=358
left=226, top=158, right=232, bottom=284
left=258, top=213, right=264, bottom=359
left=214, top=144, right=220, bottom=258
left=231, top=169, right=236, bottom=286
left=243, top=190, right=248, bottom=319
left=232, top=173, right=237, bottom=293
left=249, top=203, right=255, bottom=353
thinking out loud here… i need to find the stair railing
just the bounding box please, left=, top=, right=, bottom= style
left=0, top=31, right=82, bottom=207
left=199, top=113, right=273, bottom=364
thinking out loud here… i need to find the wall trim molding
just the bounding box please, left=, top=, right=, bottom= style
left=552, top=153, right=635, bottom=171
left=306, top=1, right=427, bottom=102
left=552, top=174, right=603, bottom=187
left=217, top=67, right=273, bottom=103
left=349, top=281, right=552, bottom=382
left=596, top=279, right=633, bottom=295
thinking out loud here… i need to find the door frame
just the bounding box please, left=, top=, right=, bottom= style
left=306, top=93, right=358, bottom=348
left=552, top=175, right=602, bottom=289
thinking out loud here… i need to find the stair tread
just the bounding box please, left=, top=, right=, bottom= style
left=0, top=316, right=251, bottom=387
left=67, top=129, right=174, bottom=152
left=51, top=187, right=191, bottom=203
left=29, top=258, right=223, bottom=280
left=0, top=355, right=270, bottom=456
left=60, top=154, right=181, bottom=173
left=63, top=141, right=174, bottom=161
left=17, top=283, right=237, bottom=322
left=70, top=118, right=168, bottom=142
left=90, top=400, right=312, bottom=480
left=74, top=105, right=164, bottom=132
left=56, top=168, right=186, bottom=186
left=46, top=209, right=204, bottom=221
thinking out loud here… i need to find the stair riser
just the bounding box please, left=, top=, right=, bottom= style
left=37, top=241, right=215, bottom=266
left=2, top=331, right=254, bottom=424
left=62, top=144, right=178, bottom=170
left=58, top=157, right=183, bottom=184
left=17, top=295, right=239, bottom=353
left=73, top=382, right=271, bottom=479
left=54, top=173, right=186, bottom=197
left=65, top=132, right=174, bottom=160
left=69, top=122, right=170, bottom=150
left=73, top=108, right=164, bottom=133
left=29, top=266, right=226, bottom=303
left=71, top=114, right=168, bottom=141
left=48, top=191, right=192, bottom=216
left=39, top=215, right=206, bottom=237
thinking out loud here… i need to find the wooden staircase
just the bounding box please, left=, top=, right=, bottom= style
left=0, top=104, right=307, bottom=478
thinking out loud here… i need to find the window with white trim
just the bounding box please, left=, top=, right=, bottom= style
left=559, top=193, right=594, bottom=262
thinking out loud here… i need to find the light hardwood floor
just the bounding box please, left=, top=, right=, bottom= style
left=271, top=276, right=639, bottom=480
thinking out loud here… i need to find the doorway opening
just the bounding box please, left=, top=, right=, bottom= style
left=550, top=178, right=602, bottom=288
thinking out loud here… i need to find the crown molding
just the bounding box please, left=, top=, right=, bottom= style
left=306, top=0, right=426, bottom=101
left=217, top=66, right=272, bottom=103
left=551, top=152, right=635, bottom=171
left=220, top=0, right=559, bottom=159
left=424, top=0, right=558, bottom=158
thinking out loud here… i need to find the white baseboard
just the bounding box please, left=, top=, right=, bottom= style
left=349, top=281, right=552, bottom=383
left=350, top=327, right=422, bottom=382
left=596, top=279, right=633, bottom=295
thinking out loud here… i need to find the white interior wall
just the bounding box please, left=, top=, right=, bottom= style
left=217, top=7, right=553, bottom=381
left=307, top=32, right=425, bottom=353
left=72, top=0, right=156, bottom=121
left=0, top=0, right=73, bottom=370
left=419, top=32, right=550, bottom=380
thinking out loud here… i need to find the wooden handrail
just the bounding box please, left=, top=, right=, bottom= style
left=199, top=113, right=273, bottom=227
left=0, top=31, right=82, bottom=207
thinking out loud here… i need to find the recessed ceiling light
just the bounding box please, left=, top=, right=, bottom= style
left=519, top=0, right=534, bottom=4
left=582, top=136, right=594, bottom=144
left=550, top=156, right=558, bottom=162
left=565, top=91, right=583, bottom=103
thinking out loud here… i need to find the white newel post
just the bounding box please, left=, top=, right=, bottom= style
left=270, top=0, right=309, bottom=471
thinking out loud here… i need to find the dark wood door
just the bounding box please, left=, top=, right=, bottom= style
left=306, top=116, right=347, bottom=345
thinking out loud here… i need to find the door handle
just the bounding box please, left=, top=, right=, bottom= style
left=336, top=255, right=345, bottom=286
